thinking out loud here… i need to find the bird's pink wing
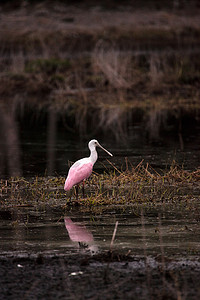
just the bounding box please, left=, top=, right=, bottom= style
left=64, top=162, right=93, bottom=191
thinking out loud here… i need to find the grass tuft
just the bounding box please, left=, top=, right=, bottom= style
left=1, top=161, right=200, bottom=211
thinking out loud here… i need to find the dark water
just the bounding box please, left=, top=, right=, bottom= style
left=0, top=205, right=199, bottom=257
left=0, top=107, right=200, bottom=257
left=0, top=107, right=200, bottom=178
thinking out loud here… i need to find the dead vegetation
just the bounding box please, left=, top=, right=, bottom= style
left=0, top=3, right=200, bottom=140
left=1, top=161, right=200, bottom=210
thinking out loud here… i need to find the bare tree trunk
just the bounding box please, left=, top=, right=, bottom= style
left=0, top=104, right=22, bottom=177
left=47, top=107, right=57, bottom=176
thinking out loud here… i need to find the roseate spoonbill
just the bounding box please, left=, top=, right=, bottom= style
left=64, top=139, right=113, bottom=198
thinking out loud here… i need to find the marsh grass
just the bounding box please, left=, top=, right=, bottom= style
left=1, top=5, right=200, bottom=140
left=1, top=161, right=200, bottom=211
left=1, top=49, right=200, bottom=141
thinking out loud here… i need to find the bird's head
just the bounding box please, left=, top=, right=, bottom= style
left=88, top=139, right=113, bottom=156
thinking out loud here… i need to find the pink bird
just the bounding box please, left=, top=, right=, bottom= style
left=64, top=139, right=113, bottom=197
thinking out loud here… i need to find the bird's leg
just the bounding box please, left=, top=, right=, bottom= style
left=75, top=184, right=79, bottom=201
left=69, top=190, right=72, bottom=202
left=82, top=181, right=85, bottom=198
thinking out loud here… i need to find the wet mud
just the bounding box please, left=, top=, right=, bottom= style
left=0, top=252, right=200, bottom=300
left=0, top=200, right=200, bottom=299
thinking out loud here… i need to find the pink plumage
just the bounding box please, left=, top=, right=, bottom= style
left=64, top=139, right=113, bottom=193
left=64, top=162, right=93, bottom=191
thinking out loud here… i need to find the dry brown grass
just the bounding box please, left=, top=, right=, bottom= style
left=92, top=41, right=135, bottom=89
left=1, top=161, right=200, bottom=210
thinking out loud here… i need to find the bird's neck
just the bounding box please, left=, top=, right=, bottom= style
left=90, top=149, right=98, bottom=164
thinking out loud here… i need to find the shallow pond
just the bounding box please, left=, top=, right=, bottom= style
left=0, top=204, right=199, bottom=258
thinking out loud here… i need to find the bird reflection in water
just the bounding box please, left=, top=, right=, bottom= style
left=64, top=217, right=98, bottom=255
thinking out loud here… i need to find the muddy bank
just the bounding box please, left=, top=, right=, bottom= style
left=0, top=253, right=199, bottom=300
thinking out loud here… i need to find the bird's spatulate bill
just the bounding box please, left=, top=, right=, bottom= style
left=98, top=143, right=113, bottom=156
